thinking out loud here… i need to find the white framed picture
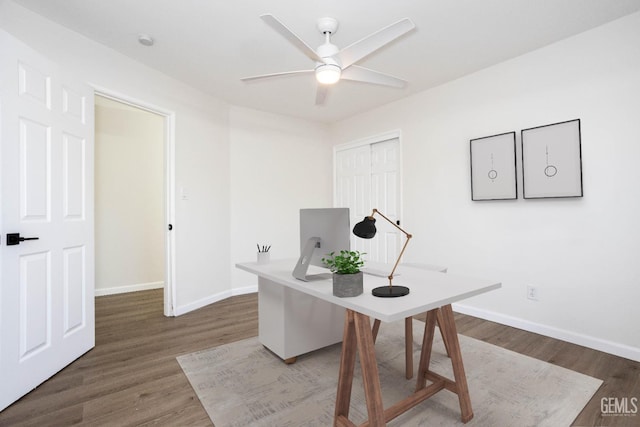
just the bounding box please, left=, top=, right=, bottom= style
left=470, top=131, right=517, bottom=201
left=521, top=119, right=582, bottom=199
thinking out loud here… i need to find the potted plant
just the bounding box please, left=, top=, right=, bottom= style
left=322, top=250, right=365, bottom=297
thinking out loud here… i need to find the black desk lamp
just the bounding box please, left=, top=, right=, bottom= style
left=352, top=209, right=412, bottom=297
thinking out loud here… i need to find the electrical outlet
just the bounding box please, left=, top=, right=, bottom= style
left=526, top=285, right=538, bottom=301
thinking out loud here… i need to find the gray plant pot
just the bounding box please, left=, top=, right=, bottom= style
left=332, top=271, right=363, bottom=297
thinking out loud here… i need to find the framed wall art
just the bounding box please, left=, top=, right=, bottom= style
left=470, top=131, right=517, bottom=201
left=521, top=119, right=582, bottom=199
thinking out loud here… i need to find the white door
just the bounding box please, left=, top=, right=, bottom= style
left=335, top=137, right=400, bottom=264
left=0, top=30, right=95, bottom=411
left=336, top=144, right=371, bottom=254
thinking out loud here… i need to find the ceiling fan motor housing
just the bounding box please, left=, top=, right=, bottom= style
left=317, top=17, right=338, bottom=35
left=316, top=43, right=340, bottom=64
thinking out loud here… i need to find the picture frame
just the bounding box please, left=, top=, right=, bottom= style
left=521, top=119, right=582, bottom=199
left=470, top=131, right=517, bottom=201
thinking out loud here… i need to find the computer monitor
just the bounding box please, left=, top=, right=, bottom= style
left=292, top=208, right=351, bottom=281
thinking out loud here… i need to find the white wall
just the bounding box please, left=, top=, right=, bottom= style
left=330, top=12, right=640, bottom=360
left=0, top=1, right=231, bottom=314
left=229, top=106, right=333, bottom=290
left=94, top=96, right=164, bottom=295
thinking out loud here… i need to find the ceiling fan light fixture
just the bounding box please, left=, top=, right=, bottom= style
left=315, top=63, right=341, bottom=85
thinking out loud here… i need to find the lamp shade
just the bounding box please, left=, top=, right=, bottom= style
left=352, top=217, right=377, bottom=239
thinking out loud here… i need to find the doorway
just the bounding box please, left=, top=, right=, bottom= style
left=93, top=92, right=175, bottom=316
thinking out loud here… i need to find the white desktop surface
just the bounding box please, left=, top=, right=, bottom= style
left=236, top=258, right=501, bottom=323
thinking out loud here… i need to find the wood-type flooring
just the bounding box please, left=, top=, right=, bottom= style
left=0, top=290, right=637, bottom=426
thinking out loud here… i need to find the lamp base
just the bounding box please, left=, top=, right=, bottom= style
left=372, top=285, right=410, bottom=298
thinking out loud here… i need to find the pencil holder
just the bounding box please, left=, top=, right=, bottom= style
left=257, top=252, right=270, bottom=265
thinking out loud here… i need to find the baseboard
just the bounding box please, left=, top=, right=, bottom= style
left=174, top=291, right=232, bottom=316
left=453, top=303, right=640, bottom=363
left=171, top=286, right=640, bottom=362
left=232, top=285, right=258, bottom=296
left=95, top=281, right=164, bottom=297
left=173, top=286, right=257, bottom=316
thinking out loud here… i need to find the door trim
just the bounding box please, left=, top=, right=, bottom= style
left=92, top=86, right=177, bottom=317
left=333, top=129, right=402, bottom=151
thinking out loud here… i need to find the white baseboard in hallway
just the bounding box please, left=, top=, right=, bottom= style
left=95, top=281, right=164, bottom=296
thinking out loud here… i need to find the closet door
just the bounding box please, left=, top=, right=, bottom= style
left=335, top=137, right=400, bottom=264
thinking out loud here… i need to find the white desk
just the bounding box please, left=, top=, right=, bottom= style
left=247, top=261, right=346, bottom=363
left=236, top=258, right=501, bottom=425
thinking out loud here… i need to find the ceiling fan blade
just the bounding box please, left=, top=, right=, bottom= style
left=241, top=69, right=314, bottom=82
left=261, top=14, right=324, bottom=63
left=340, top=65, right=407, bottom=88
left=315, top=85, right=329, bottom=105
left=338, top=18, right=415, bottom=69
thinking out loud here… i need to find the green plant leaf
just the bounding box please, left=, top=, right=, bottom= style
left=322, top=250, right=366, bottom=274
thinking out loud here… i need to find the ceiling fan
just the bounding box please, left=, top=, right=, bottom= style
left=241, top=14, right=416, bottom=105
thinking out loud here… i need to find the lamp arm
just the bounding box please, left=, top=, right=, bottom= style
left=387, top=233, right=411, bottom=285
left=371, top=209, right=412, bottom=239
left=369, top=208, right=413, bottom=286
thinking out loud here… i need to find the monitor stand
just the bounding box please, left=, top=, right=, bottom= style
left=292, top=237, right=320, bottom=281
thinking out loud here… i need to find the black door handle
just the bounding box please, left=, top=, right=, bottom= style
left=6, top=233, right=39, bottom=246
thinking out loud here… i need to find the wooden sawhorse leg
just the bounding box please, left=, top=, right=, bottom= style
left=336, top=306, right=473, bottom=426
left=373, top=309, right=452, bottom=381
left=415, top=304, right=473, bottom=423
left=335, top=310, right=385, bottom=427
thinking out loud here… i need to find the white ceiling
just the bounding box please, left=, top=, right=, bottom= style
left=12, top=0, right=640, bottom=123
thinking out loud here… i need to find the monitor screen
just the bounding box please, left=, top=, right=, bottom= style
left=292, top=208, right=350, bottom=281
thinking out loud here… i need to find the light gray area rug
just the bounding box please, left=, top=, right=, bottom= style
left=177, top=320, right=602, bottom=426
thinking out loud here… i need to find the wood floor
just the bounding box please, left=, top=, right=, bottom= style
left=0, top=289, right=638, bottom=426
